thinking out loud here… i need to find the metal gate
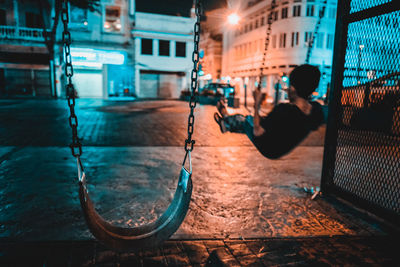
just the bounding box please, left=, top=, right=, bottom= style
left=321, top=0, right=400, bottom=224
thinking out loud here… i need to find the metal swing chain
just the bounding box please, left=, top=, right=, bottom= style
left=305, top=0, right=328, bottom=64
left=257, top=0, right=277, bottom=90
left=184, top=0, right=202, bottom=153
left=61, top=0, right=82, bottom=158
left=61, top=0, right=201, bottom=157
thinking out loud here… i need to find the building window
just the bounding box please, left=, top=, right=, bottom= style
left=279, top=33, right=286, bottom=48
left=273, top=10, right=279, bottom=21
left=249, top=22, right=253, bottom=31
left=159, top=40, right=170, bottom=56
left=326, top=34, right=334, bottom=49
left=281, top=7, right=288, bottom=19
left=304, top=32, right=313, bottom=47
left=175, top=41, right=186, bottom=57
left=291, top=32, right=299, bottom=47
left=141, top=38, right=153, bottom=55
left=25, top=12, right=43, bottom=28
left=306, top=5, right=315, bottom=16
left=261, top=16, right=265, bottom=26
left=0, top=9, right=6, bottom=25
left=70, top=6, right=88, bottom=28
left=316, top=33, right=324, bottom=48
left=255, top=19, right=259, bottom=28
left=244, top=24, right=248, bottom=33
left=272, top=35, right=277, bottom=48
left=104, top=6, right=122, bottom=32
left=328, top=7, right=336, bottom=19
left=293, top=5, right=301, bottom=17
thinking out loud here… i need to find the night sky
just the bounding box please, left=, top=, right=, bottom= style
left=136, top=0, right=227, bottom=17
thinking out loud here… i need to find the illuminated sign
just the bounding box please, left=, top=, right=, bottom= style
left=70, top=48, right=126, bottom=68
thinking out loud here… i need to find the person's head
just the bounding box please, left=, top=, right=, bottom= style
left=288, top=64, right=321, bottom=101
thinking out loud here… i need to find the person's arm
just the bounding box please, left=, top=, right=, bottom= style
left=253, top=90, right=266, bottom=136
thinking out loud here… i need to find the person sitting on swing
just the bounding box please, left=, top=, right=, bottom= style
left=214, top=64, right=325, bottom=159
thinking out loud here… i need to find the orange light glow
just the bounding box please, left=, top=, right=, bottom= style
left=227, top=13, right=240, bottom=25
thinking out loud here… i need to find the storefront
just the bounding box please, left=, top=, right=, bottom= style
left=139, top=70, right=184, bottom=99
left=69, top=47, right=132, bottom=99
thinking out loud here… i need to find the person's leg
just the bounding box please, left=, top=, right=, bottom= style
left=223, top=114, right=247, bottom=133
left=243, top=115, right=254, bottom=141
left=215, top=100, right=254, bottom=134
left=214, top=112, right=247, bottom=133
left=217, top=99, right=229, bottom=117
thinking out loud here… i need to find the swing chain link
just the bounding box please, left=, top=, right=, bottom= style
left=62, top=0, right=82, bottom=158
left=257, top=0, right=277, bottom=90
left=185, top=0, right=201, bottom=153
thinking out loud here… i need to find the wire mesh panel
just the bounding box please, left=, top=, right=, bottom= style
left=322, top=0, right=400, bottom=223
left=350, top=0, right=392, bottom=14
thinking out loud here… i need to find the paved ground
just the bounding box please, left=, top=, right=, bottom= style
left=1, top=237, right=398, bottom=266
left=0, top=99, right=325, bottom=147
left=0, top=99, right=397, bottom=265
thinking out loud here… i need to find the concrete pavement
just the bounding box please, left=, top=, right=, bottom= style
left=1, top=236, right=397, bottom=266
left=0, top=99, right=397, bottom=265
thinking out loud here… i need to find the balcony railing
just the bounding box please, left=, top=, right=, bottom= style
left=0, top=26, right=48, bottom=42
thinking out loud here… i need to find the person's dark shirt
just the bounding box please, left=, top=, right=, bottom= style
left=253, top=101, right=324, bottom=159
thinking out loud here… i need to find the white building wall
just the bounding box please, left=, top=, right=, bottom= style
left=222, top=0, right=338, bottom=103
left=58, top=0, right=135, bottom=99
left=133, top=12, right=195, bottom=98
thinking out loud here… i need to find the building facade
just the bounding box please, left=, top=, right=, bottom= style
left=65, top=0, right=135, bottom=99
left=221, top=0, right=337, bottom=103
left=0, top=0, right=54, bottom=97
left=0, top=0, right=136, bottom=99
left=0, top=0, right=196, bottom=100
left=199, top=8, right=224, bottom=86
left=132, top=12, right=195, bottom=98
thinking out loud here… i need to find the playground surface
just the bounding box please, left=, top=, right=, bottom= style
left=0, top=99, right=397, bottom=266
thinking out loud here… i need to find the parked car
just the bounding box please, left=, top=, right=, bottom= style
left=200, top=83, right=235, bottom=98
left=341, top=71, right=400, bottom=135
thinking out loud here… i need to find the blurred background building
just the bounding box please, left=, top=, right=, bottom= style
left=0, top=0, right=195, bottom=100
left=66, top=0, right=134, bottom=99
left=198, top=8, right=223, bottom=88
left=1, top=0, right=338, bottom=103
left=0, top=0, right=54, bottom=98
left=219, top=0, right=337, bottom=104
left=0, top=0, right=136, bottom=99
left=132, top=11, right=195, bottom=99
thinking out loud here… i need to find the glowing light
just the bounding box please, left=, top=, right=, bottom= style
left=204, top=74, right=212, bottom=80
left=282, top=76, right=288, bottom=82
left=72, top=61, right=103, bottom=68
left=104, top=22, right=110, bottom=29
left=227, top=13, right=240, bottom=25
left=83, top=21, right=88, bottom=26
left=70, top=48, right=126, bottom=67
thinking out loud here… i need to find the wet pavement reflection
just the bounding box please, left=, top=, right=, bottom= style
left=0, top=99, right=384, bottom=241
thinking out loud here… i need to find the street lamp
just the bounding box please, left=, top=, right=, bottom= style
left=227, top=13, right=240, bottom=25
